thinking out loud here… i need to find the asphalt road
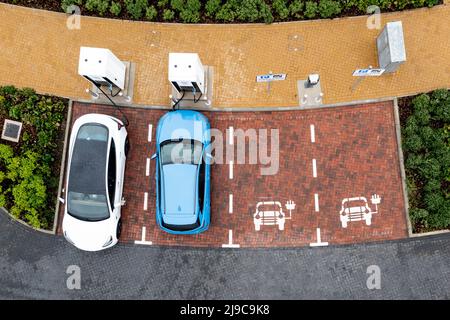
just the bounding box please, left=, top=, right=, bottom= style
left=0, top=209, right=449, bottom=299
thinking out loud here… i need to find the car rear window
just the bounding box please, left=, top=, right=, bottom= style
left=160, top=139, right=203, bottom=165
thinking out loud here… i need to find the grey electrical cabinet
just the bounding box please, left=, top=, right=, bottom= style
left=377, top=21, right=406, bottom=73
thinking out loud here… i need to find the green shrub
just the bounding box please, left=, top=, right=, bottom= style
left=318, top=0, right=341, bottom=18
left=289, top=0, right=305, bottom=18
left=401, top=89, right=450, bottom=232
left=125, top=0, right=148, bottom=20
left=304, top=1, right=318, bottom=18
left=170, top=0, right=184, bottom=11
left=110, top=1, right=122, bottom=16
left=157, top=0, right=169, bottom=7
left=85, top=0, right=110, bottom=16
left=179, top=0, right=202, bottom=23
left=259, top=1, right=274, bottom=23
left=236, top=0, right=261, bottom=22
left=206, top=0, right=222, bottom=17
left=146, top=5, right=158, bottom=20
left=273, top=0, right=290, bottom=20
left=234, top=0, right=273, bottom=23
left=162, top=8, right=175, bottom=20
left=216, top=2, right=236, bottom=22
left=0, top=86, right=67, bottom=230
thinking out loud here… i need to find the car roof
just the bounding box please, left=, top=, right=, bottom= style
left=162, top=164, right=198, bottom=217
left=68, top=124, right=109, bottom=195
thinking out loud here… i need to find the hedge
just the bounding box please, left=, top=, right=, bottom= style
left=0, top=86, right=67, bottom=229
left=400, top=89, right=450, bottom=232
left=55, top=0, right=442, bottom=23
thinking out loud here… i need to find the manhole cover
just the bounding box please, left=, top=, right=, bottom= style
left=1, top=119, right=23, bottom=143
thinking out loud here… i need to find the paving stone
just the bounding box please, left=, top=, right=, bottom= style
left=0, top=4, right=449, bottom=108
left=57, top=100, right=407, bottom=248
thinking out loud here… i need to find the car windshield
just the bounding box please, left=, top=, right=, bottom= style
left=67, top=124, right=110, bottom=221
left=160, top=138, right=203, bottom=165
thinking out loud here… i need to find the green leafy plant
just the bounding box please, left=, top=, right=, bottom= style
left=289, top=0, right=305, bottom=18
left=85, top=0, right=110, bottom=16
left=0, top=86, right=67, bottom=230
left=124, top=0, right=148, bottom=20
left=179, top=0, right=202, bottom=23
left=110, top=1, right=122, bottom=16
left=273, top=0, right=290, bottom=19
left=318, top=0, right=341, bottom=18
left=401, top=89, right=450, bottom=232
left=146, top=5, right=158, bottom=20
left=205, top=0, right=222, bottom=17
left=215, top=1, right=236, bottom=22
left=304, top=1, right=318, bottom=18
left=162, top=8, right=175, bottom=20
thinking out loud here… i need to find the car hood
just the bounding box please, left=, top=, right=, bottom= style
left=162, top=164, right=198, bottom=219
left=62, top=214, right=114, bottom=251
left=157, top=111, right=208, bottom=143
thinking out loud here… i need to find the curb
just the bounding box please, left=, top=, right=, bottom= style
left=52, top=100, right=72, bottom=235
left=75, top=96, right=397, bottom=113
left=1, top=207, right=54, bottom=235
left=393, top=97, right=413, bottom=237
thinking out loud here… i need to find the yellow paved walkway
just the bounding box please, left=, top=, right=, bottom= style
left=0, top=3, right=449, bottom=108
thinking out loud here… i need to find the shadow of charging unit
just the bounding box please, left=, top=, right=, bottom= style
left=168, top=53, right=213, bottom=109
left=78, top=46, right=136, bottom=104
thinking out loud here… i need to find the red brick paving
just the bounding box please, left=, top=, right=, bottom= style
left=58, top=101, right=408, bottom=248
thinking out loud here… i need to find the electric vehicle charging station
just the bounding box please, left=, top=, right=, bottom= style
left=168, top=53, right=214, bottom=109
left=78, top=46, right=136, bottom=104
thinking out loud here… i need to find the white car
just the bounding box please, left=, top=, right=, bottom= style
left=253, top=201, right=285, bottom=231
left=62, top=114, right=129, bottom=251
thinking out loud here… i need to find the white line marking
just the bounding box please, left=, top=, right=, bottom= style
left=312, top=158, right=317, bottom=178
left=309, top=228, right=329, bottom=247
left=148, top=124, right=153, bottom=142
left=222, top=229, right=240, bottom=248
left=134, top=227, right=153, bottom=245
left=229, top=160, right=234, bottom=179
left=310, top=124, right=315, bottom=143
left=143, top=192, right=148, bottom=211
left=229, top=126, right=234, bottom=145
left=146, top=158, right=150, bottom=176
left=314, top=193, right=319, bottom=212
left=229, top=194, right=233, bottom=214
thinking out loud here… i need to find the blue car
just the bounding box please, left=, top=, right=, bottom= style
left=152, top=110, right=211, bottom=234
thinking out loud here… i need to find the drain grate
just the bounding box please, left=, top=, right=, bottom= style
left=1, top=119, right=23, bottom=143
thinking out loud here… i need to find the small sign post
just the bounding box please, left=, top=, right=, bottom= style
left=352, top=68, right=385, bottom=77
left=256, top=72, right=287, bottom=94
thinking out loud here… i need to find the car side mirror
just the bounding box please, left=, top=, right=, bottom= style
left=151, top=153, right=157, bottom=160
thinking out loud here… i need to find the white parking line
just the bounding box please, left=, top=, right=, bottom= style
left=229, top=160, right=234, bottom=179
left=314, top=193, right=319, bottom=212
left=148, top=124, right=153, bottom=142
left=309, top=228, right=329, bottom=247
left=229, top=126, right=234, bottom=145
left=146, top=158, right=150, bottom=176
left=310, top=124, right=315, bottom=143
left=229, top=194, right=233, bottom=214
left=135, top=227, right=153, bottom=245
left=222, top=229, right=240, bottom=248
left=143, top=192, right=148, bottom=211
left=312, top=158, right=317, bottom=178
